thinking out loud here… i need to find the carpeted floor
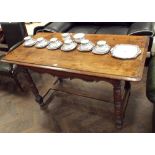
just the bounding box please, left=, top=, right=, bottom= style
left=0, top=67, right=153, bottom=132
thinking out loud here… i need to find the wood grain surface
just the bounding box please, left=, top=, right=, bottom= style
left=2, top=32, right=149, bottom=81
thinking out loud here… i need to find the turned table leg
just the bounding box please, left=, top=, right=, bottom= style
left=23, top=68, right=45, bottom=107
left=113, top=81, right=123, bottom=129
left=124, top=81, right=131, bottom=91
left=123, top=81, right=131, bottom=118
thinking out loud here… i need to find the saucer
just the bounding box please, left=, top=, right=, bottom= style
left=92, top=44, right=110, bottom=55
left=78, top=40, right=94, bottom=52
left=47, top=41, right=62, bottom=50
left=23, top=39, right=37, bottom=47
left=61, top=42, right=77, bottom=51
left=35, top=40, right=50, bottom=48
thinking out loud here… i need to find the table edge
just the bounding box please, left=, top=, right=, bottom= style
left=1, top=58, right=142, bottom=82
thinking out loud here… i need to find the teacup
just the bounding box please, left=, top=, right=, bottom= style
left=50, top=38, right=59, bottom=45
left=92, top=40, right=110, bottom=54
left=24, top=36, right=32, bottom=41
left=23, top=36, right=37, bottom=47
left=73, top=33, right=85, bottom=43
left=78, top=39, right=94, bottom=51
left=61, top=39, right=77, bottom=51
left=36, top=37, right=44, bottom=42
left=81, top=39, right=90, bottom=46
left=64, top=39, right=73, bottom=45
left=35, top=37, right=49, bottom=48
left=47, top=37, right=62, bottom=50
left=50, top=38, right=58, bottom=43
left=97, top=40, right=107, bottom=47
left=61, top=33, right=71, bottom=40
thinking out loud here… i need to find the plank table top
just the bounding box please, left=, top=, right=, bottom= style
left=2, top=32, right=149, bottom=81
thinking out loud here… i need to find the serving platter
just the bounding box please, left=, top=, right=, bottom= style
left=110, top=44, right=141, bottom=59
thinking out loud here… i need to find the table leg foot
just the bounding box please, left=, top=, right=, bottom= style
left=58, top=78, right=63, bottom=84
left=116, top=120, right=123, bottom=129
left=35, top=95, right=44, bottom=106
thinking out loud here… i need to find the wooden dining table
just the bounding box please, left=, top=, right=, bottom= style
left=1, top=32, right=149, bottom=128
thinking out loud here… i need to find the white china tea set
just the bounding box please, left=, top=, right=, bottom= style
left=23, top=33, right=141, bottom=59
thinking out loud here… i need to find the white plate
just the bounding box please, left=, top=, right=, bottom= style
left=35, top=40, right=50, bottom=48
left=78, top=42, right=94, bottom=52
left=47, top=41, right=62, bottom=50
left=111, top=44, right=141, bottom=59
left=92, top=45, right=110, bottom=55
left=61, top=43, right=77, bottom=51
left=23, top=39, right=37, bottom=47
